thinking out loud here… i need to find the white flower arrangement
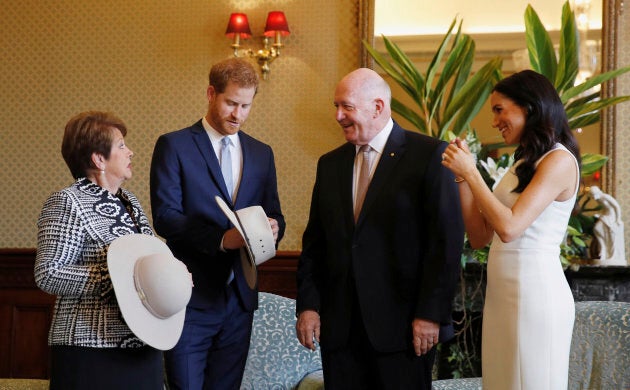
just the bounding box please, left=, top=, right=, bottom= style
left=479, top=157, right=510, bottom=190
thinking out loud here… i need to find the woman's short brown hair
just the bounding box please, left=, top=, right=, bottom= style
left=61, top=111, right=128, bottom=179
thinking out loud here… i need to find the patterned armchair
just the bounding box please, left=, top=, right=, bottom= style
left=432, top=300, right=630, bottom=390
left=0, top=379, right=49, bottom=389
left=240, top=292, right=324, bottom=390
left=2, top=300, right=625, bottom=389
left=569, top=301, right=630, bottom=390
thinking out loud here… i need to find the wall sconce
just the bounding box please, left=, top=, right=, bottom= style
left=225, top=11, right=290, bottom=80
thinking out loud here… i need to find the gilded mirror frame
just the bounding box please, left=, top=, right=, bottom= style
left=359, top=0, right=375, bottom=68
left=601, top=0, right=624, bottom=194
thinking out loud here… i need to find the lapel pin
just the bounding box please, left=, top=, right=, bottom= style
left=390, top=152, right=395, bottom=157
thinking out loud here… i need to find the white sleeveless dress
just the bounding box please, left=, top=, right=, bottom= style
left=482, top=144, right=578, bottom=390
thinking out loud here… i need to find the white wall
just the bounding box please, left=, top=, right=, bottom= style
left=375, top=0, right=602, bottom=35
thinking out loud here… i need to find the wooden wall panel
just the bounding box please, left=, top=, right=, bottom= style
left=0, top=248, right=298, bottom=379
left=9, top=302, right=53, bottom=378
left=257, top=252, right=300, bottom=299
left=0, top=250, right=56, bottom=379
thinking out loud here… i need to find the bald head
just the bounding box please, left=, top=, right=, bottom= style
left=334, top=68, right=392, bottom=145
left=338, top=68, right=392, bottom=108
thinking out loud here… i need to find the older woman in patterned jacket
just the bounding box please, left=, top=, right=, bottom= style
left=35, top=111, right=163, bottom=389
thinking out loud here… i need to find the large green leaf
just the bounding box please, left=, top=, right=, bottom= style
left=425, top=20, right=459, bottom=102
left=442, top=57, right=503, bottom=138
left=564, top=91, right=601, bottom=111
left=555, top=1, right=579, bottom=92
left=439, top=37, right=476, bottom=124
left=391, top=99, right=428, bottom=134
left=525, top=4, right=557, bottom=82
left=561, top=66, right=630, bottom=103
left=566, top=96, right=630, bottom=121
left=581, top=153, right=608, bottom=176
left=568, top=112, right=600, bottom=130
left=382, top=36, right=425, bottom=91
left=431, top=35, right=473, bottom=111
left=431, top=37, right=476, bottom=135
left=363, top=41, right=414, bottom=95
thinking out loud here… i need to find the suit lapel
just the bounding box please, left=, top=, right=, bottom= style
left=356, top=124, right=406, bottom=224
left=190, top=122, right=233, bottom=203
left=235, top=132, right=253, bottom=208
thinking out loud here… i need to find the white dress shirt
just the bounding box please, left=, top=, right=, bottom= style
left=202, top=117, right=243, bottom=201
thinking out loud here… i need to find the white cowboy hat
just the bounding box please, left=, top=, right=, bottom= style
left=107, top=234, right=192, bottom=351
left=215, top=196, right=276, bottom=289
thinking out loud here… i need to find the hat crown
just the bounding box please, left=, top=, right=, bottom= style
left=133, top=253, right=192, bottom=319
left=215, top=196, right=277, bottom=290
left=235, top=206, right=275, bottom=263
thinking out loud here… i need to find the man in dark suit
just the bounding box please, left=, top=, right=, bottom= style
left=150, top=58, right=285, bottom=390
left=296, top=68, right=463, bottom=389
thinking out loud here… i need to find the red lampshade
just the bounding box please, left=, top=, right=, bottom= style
left=263, top=11, right=290, bottom=37
left=225, top=13, right=252, bottom=39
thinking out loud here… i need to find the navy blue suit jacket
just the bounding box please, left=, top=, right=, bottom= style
left=297, top=122, right=464, bottom=352
left=150, top=120, right=285, bottom=312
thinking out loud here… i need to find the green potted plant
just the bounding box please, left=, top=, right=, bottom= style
left=365, top=1, right=630, bottom=270
left=363, top=19, right=502, bottom=141
left=364, top=0, right=630, bottom=379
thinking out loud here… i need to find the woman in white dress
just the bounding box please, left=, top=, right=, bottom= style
left=441, top=70, right=580, bottom=390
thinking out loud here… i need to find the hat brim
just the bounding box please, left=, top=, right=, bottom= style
left=216, top=196, right=258, bottom=289
left=108, top=234, right=187, bottom=350
left=216, top=197, right=256, bottom=267
left=239, top=247, right=258, bottom=290
left=216, top=197, right=277, bottom=289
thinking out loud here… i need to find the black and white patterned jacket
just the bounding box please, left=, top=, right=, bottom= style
left=35, top=178, right=153, bottom=348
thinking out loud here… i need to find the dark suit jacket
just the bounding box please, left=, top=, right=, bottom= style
left=297, top=122, right=463, bottom=353
left=150, top=120, right=285, bottom=312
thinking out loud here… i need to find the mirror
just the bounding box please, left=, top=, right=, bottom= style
left=362, top=0, right=622, bottom=195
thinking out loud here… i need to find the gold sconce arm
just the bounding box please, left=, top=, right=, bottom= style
left=247, top=37, right=282, bottom=80
left=230, top=35, right=242, bottom=57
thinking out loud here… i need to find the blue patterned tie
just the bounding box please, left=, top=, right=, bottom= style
left=221, top=137, right=233, bottom=200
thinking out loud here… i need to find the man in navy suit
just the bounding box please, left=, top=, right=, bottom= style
left=296, top=68, right=463, bottom=389
left=150, top=58, right=285, bottom=390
